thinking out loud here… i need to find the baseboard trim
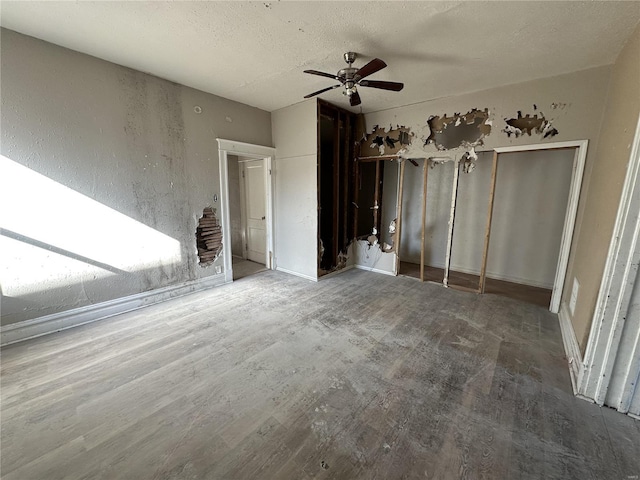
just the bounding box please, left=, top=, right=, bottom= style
left=319, top=265, right=354, bottom=280
left=355, top=265, right=396, bottom=276
left=558, top=302, right=583, bottom=394
left=275, top=267, right=317, bottom=282
left=1, top=274, right=227, bottom=346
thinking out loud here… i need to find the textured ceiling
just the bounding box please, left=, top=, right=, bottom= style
left=2, top=1, right=639, bottom=113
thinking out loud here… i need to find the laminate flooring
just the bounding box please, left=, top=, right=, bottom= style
left=2, top=269, right=638, bottom=479
left=400, top=262, right=553, bottom=308
left=232, top=258, right=267, bottom=281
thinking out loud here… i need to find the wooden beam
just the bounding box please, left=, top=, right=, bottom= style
left=353, top=159, right=360, bottom=239
left=395, top=159, right=406, bottom=275
left=479, top=151, right=499, bottom=293
left=420, top=158, right=429, bottom=282
left=373, top=160, right=381, bottom=234
left=443, top=159, right=460, bottom=287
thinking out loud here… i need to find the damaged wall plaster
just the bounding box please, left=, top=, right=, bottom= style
left=503, top=110, right=559, bottom=139
left=360, top=125, right=415, bottom=157
left=0, top=29, right=272, bottom=325
left=425, top=108, right=492, bottom=150
left=196, top=207, right=223, bottom=265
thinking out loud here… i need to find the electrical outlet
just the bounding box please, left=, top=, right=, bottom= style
left=215, top=265, right=222, bottom=274
left=569, top=278, right=579, bottom=316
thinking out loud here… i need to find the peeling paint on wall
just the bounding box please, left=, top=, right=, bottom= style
left=462, top=147, right=478, bottom=174
left=425, top=108, right=491, bottom=150
left=382, top=219, right=397, bottom=252
left=503, top=110, right=559, bottom=138
left=360, top=125, right=414, bottom=156
left=196, top=207, right=222, bottom=265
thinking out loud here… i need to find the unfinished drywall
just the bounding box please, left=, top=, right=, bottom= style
left=564, top=22, right=640, bottom=352
left=272, top=99, right=318, bottom=280
left=227, top=155, right=244, bottom=257
left=0, top=28, right=272, bottom=325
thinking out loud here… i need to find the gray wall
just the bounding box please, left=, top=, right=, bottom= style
left=227, top=155, right=244, bottom=257
left=0, top=29, right=272, bottom=325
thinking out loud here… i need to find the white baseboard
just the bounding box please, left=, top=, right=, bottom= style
left=275, top=266, right=317, bottom=282
left=1, top=274, right=227, bottom=346
left=355, top=265, right=396, bottom=276
left=318, top=265, right=354, bottom=281
left=558, top=302, right=583, bottom=394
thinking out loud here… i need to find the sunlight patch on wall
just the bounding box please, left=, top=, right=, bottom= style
left=0, top=155, right=182, bottom=296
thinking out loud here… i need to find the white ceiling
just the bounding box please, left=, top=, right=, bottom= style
left=2, top=1, right=639, bottom=113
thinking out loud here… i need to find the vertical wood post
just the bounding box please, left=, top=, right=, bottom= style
left=420, top=158, right=429, bottom=282
left=444, top=158, right=460, bottom=287
left=395, top=159, right=406, bottom=275
left=479, top=151, right=499, bottom=293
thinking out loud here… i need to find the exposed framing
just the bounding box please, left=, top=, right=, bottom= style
left=395, top=159, right=406, bottom=275
left=578, top=114, right=640, bottom=409
left=420, top=159, right=429, bottom=282
left=478, top=151, right=499, bottom=293
left=217, top=139, right=276, bottom=283
left=443, top=158, right=461, bottom=287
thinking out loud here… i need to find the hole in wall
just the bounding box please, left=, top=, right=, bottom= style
left=196, top=207, right=222, bottom=266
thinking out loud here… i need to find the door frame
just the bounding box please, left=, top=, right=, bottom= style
left=578, top=113, right=640, bottom=410
left=493, top=140, right=588, bottom=314
left=217, top=139, right=275, bottom=283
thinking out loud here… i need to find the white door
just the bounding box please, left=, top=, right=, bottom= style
left=243, top=159, right=266, bottom=264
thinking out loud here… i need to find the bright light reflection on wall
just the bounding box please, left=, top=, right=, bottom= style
left=0, top=156, right=182, bottom=297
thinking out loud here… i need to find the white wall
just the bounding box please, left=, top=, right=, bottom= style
left=271, top=100, right=318, bottom=280
left=0, top=29, right=272, bottom=325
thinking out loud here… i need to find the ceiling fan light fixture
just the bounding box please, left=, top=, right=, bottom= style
left=343, top=82, right=357, bottom=96
left=303, top=52, right=403, bottom=106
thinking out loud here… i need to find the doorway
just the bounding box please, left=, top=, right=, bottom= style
left=392, top=140, right=587, bottom=313
left=217, top=139, right=275, bottom=283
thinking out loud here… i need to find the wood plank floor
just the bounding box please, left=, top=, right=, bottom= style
left=1, top=269, right=638, bottom=479
left=399, top=261, right=553, bottom=308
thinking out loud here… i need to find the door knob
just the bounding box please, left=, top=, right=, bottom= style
left=262, top=216, right=266, bottom=220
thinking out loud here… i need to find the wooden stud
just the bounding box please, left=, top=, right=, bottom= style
left=420, top=158, right=429, bottom=282
left=443, top=158, right=460, bottom=287
left=479, top=151, right=499, bottom=293
left=395, top=159, right=406, bottom=275
left=373, top=160, right=381, bottom=234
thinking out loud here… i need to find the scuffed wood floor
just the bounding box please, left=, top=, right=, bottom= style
left=2, top=269, right=639, bottom=479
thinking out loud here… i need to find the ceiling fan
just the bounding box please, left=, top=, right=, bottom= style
left=303, top=52, right=404, bottom=107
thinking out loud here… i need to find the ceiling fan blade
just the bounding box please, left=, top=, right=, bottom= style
left=304, top=69, right=341, bottom=81
left=354, top=58, right=386, bottom=80
left=359, top=80, right=404, bottom=91
left=304, top=84, right=341, bottom=99
left=350, top=91, right=361, bottom=107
